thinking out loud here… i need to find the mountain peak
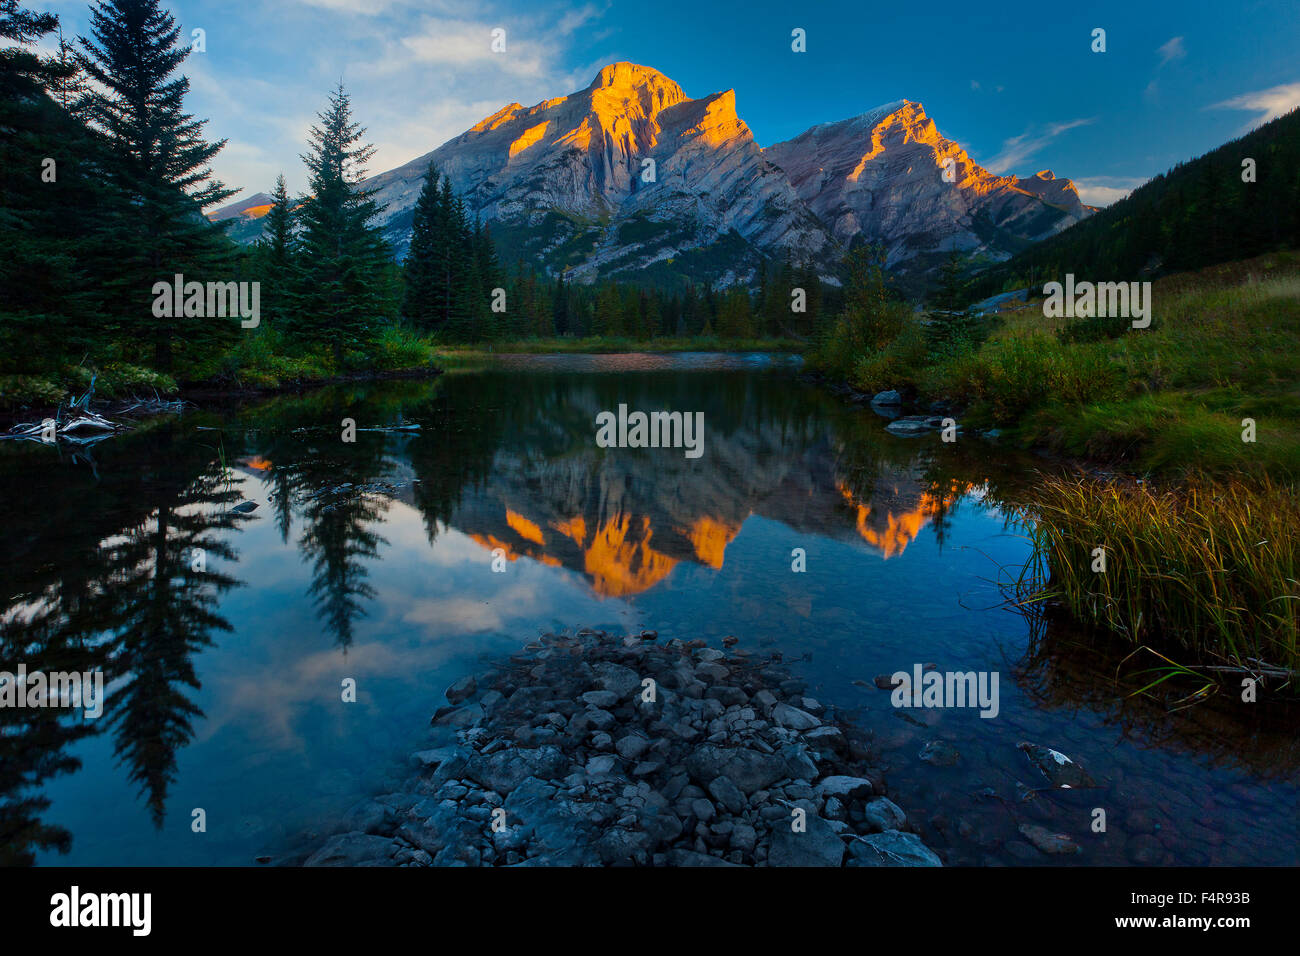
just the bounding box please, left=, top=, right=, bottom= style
left=588, top=62, right=683, bottom=96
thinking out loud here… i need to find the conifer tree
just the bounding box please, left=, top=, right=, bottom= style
left=292, top=83, right=391, bottom=364
left=0, top=1, right=122, bottom=372
left=262, top=174, right=295, bottom=267
left=401, top=162, right=445, bottom=332
left=255, top=173, right=296, bottom=327
left=76, top=0, right=237, bottom=371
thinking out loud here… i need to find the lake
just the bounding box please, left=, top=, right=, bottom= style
left=1, top=353, right=1294, bottom=865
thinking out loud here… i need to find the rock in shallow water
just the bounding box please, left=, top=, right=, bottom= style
left=304, top=832, right=393, bottom=867
left=445, top=674, right=477, bottom=705
left=919, top=739, right=961, bottom=767
left=859, top=796, right=907, bottom=833
left=847, top=830, right=943, bottom=867
left=1018, top=741, right=1096, bottom=788
left=1018, top=823, right=1080, bottom=855
left=302, top=629, right=940, bottom=867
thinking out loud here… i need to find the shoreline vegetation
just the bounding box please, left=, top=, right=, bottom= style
left=805, top=249, right=1300, bottom=681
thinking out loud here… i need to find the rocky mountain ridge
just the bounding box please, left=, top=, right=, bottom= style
left=219, top=63, right=1094, bottom=289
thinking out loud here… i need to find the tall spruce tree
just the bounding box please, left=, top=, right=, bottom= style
left=262, top=174, right=295, bottom=267
left=292, top=83, right=391, bottom=364
left=254, top=173, right=295, bottom=327
left=0, top=1, right=125, bottom=373
left=76, top=0, right=237, bottom=372
left=436, top=177, right=473, bottom=338
left=401, top=163, right=445, bottom=332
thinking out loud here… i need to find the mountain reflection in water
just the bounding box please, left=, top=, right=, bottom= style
left=0, top=354, right=1294, bottom=866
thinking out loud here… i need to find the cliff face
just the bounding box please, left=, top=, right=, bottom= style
left=764, top=101, right=1093, bottom=270
left=363, top=62, right=834, bottom=284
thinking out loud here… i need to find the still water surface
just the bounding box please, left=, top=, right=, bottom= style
left=2, top=353, right=1294, bottom=865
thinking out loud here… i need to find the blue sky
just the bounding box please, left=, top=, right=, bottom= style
left=35, top=0, right=1300, bottom=206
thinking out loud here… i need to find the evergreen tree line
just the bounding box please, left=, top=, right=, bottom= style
left=1, top=0, right=242, bottom=378
left=0, top=0, right=407, bottom=385
left=1, top=0, right=834, bottom=397
left=414, top=244, right=836, bottom=344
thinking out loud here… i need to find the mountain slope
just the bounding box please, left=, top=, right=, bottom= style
left=764, top=100, right=1093, bottom=278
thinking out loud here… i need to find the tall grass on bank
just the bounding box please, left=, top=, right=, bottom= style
left=1014, top=475, right=1299, bottom=674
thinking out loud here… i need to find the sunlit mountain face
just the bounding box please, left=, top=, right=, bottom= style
left=215, top=63, right=1093, bottom=290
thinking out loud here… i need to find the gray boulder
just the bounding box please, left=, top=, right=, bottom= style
left=767, top=815, right=846, bottom=866
left=847, top=830, right=942, bottom=867
left=464, top=746, right=568, bottom=794
left=304, top=831, right=394, bottom=867
left=684, top=745, right=788, bottom=795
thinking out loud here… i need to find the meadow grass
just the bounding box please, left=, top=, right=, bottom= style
left=823, top=251, right=1300, bottom=479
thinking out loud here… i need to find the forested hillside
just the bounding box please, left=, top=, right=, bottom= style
left=968, top=107, right=1300, bottom=299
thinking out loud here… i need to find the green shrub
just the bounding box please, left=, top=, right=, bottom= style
left=1055, top=313, right=1132, bottom=344
left=945, top=332, right=1055, bottom=422
left=96, top=363, right=179, bottom=397
left=850, top=317, right=929, bottom=392
left=373, top=323, right=437, bottom=370
left=925, top=309, right=988, bottom=359
left=0, top=375, right=66, bottom=410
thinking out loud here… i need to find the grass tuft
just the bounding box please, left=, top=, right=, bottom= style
left=1015, top=475, right=1299, bottom=673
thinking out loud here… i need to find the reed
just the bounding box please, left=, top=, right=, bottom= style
left=1015, top=475, right=1299, bottom=674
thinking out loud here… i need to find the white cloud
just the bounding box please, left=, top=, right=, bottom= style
left=1156, top=36, right=1186, bottom=67
left=180, top=1, right=617, bottom=195
left=983, top=118, right=1095, bottom=175
left=1210, top=81, right=1300, bottom=131
left=1072, top=176, right=1148, bottom=207
left=293, top=0, right=404, bottom=14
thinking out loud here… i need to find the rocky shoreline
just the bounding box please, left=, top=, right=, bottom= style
left=303, top=629, right=943, bottom=867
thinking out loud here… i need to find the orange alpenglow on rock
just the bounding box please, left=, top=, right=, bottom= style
left=220, top=63, right=1095, bottom=283
left=582, top=512, right=679, bottom=597
left=505, top=509, right=546, bottom=546
left=359, top=61, right=835, bottom=280
left=837, top=482, right=969, bottom=558
left=688, top=515, right=739, bottom=569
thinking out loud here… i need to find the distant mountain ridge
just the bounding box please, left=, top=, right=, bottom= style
left=218, top=63, right=1096, bottom=288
